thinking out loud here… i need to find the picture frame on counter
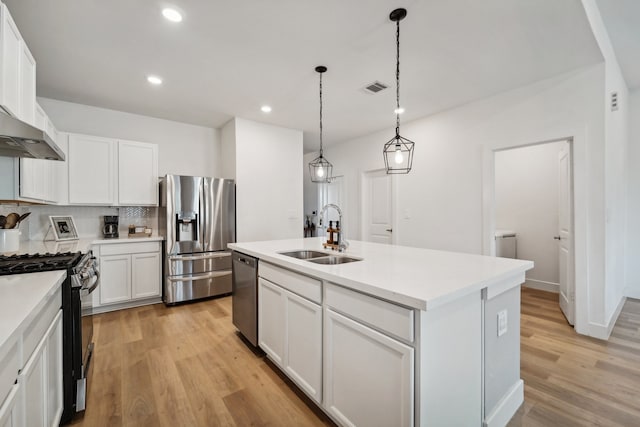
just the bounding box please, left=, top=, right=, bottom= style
left=49, top=216, right=79, bottom=241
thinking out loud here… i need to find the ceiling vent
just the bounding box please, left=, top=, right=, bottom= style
left=611, top=91, right=619, bottom=112
left=363, top=81, right=388, bottom=94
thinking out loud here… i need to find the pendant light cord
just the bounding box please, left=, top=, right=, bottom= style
left=395, top=19, right=400, bottom=137
left=319, top=71, right=324, bottom=157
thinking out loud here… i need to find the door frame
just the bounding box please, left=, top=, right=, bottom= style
left=482, top=136, right=583, bottom=333
left=360, top=169, right=397, bottom=245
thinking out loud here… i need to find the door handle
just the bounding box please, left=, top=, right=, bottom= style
left=553, top=236, right=561, bottom=240
left=385, top=229, right=393, bottom=232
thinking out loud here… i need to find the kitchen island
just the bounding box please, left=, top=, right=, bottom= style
left=229, top=237, right=533, bottom=427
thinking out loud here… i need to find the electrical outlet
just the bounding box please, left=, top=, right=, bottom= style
left=497, top=310, right=508, bottom=337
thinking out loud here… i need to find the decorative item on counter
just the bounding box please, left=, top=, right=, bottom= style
left=335, top=220, right=341, bottom=245
left=327, top=220, right=335, bottom=245
left=47, top=215, right=79, bottom=242
left=323, top=220, right=341, bottom=251
left=128, top=224, right=153, bottom=238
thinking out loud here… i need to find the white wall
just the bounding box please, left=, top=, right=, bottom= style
left=581, top=0, right=630, bottom=332
left=495, top=142, right=563, bottom=290
left=38, top=97, right=222, bottom=177
left=626, top=89, right=640, bottom=299
left=310, top=64, right=606, bottom=337
left=226, top=118, right=303, bottom=242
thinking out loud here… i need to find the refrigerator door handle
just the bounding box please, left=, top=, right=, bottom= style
left=167, top=270, right=231, bottom=282
left=169, top=252, right=231, bottom=262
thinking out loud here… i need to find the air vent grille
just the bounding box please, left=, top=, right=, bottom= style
left=363, top=81, right=388, bottom=94
left=611, top=91, right=619, bottom=111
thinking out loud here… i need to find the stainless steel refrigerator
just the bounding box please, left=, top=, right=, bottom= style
left=160, top=174, right=236, bottom=304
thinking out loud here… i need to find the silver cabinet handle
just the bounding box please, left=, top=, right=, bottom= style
left=385, top=228, right=393, bottom=232
left=553, top=236, right=561, bottom=240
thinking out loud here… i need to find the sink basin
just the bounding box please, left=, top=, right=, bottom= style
left=307, top=256, right=362, bottom=265
left=279, top=250, right=329, bottom=260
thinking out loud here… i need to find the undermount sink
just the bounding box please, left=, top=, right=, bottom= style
left=307, top=256, right=362, bottom=265
left=279, top=250, right=329, bottom=260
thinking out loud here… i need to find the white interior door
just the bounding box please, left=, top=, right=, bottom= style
left=558, top=141, right=574, bottom=325
left=362, top=170, right=393, bottom=244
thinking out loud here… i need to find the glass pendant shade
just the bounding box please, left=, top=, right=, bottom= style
left=309, top=154, right=333, bottom=183
left=383, top=134, right=414, bottom=174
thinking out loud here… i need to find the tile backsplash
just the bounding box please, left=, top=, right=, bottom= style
left=0, top=204, right=160, bottom=241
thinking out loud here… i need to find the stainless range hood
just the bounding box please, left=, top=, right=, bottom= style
left=0, top=112, right=65, bottom=160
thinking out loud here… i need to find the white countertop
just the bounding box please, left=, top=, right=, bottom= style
left=2, top=236, right=164, bottom=256
left=0, top=271, right=66, bottom=353
left=229, top=237, right=534, bottom=311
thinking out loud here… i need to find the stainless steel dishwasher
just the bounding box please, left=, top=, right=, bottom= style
left=232, top=251, right=258, bottom=346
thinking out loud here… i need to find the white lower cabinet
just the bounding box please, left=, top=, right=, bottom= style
left=100, top=254, right=132, bottom=304
left=324, top=309, right=414, bottom=427
left=258, top=276, right=322, bottom=403
left=18, top=310, right=63, bottom=427
left=95, top=242, right=162, bottom=311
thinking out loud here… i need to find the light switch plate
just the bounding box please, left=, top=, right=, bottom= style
left=497, top=309, right=508, bottom=337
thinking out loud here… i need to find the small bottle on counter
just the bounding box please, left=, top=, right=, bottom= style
left=128, top=224, right=135, bottom=235
left=335, top=221, right=341, bottom=245
left=327, top=221, right=334, bottom=245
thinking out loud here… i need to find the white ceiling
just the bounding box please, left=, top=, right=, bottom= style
left=5, top=0, right=602, bottom=152
left=595, top=0, right=640, bottom=90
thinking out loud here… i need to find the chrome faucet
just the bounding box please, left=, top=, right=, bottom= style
left=321, top=203, right=349, bottom=252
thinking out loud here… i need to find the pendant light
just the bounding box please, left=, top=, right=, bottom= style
left=383, top=8, right=415, bottom=174
left=309, top=66, right=333, bottom=183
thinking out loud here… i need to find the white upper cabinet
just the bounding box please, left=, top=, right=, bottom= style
left=0, top=4, right=21, bottom=118
left=68, top=134, right=116, bottom=205
left=19, top=41, right=35, bottom=125
left=118, top=140, right=158, bottom=206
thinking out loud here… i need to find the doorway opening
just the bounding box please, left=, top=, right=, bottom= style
left=493, top=139, right=575, bottom=326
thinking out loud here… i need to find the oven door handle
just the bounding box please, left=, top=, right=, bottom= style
left=81, top=272, right=100, bottom=295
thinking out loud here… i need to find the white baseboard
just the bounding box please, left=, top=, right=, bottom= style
left=483, top=379, right=523, bottom=427
left=522, top=279, right=559, bottom=293
left=588, top=295, right=626, bottom=340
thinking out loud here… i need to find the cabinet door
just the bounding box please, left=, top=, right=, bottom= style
left=52, top=134, right=69, bottom=205
left=21, top=337, right=46, bottom=427
left=324, top=309, right=414, bottom=427
left=118, top=140, right=158, bottom=206
left=100, top=254, right=132, bottom=304
left=0, top=383, right=21, bottom=427
left=68, top=134, right=116, bottom=205
left=19, top=41, right=35, bottom=125
left=258, top=278, right=285, bottom=366
left=132, top=252, right=161, bottom=299
left=0, top=4, right=21, bottom=117
left=45, top=313, right=63, bottom=427
left=284, top=291, right=322, bottom=403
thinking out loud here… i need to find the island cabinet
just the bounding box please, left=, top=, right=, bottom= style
left=258, top=263, right=322, bottom=403
left=93, top=241, right=162, bottom=313
left=324, top=283, right=415, bottom=427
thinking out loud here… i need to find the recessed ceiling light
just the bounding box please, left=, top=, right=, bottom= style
left=162, top=8, right=183, bottom=22
left=261, top=105, right=272, bottom=113
left=394, top=107, right=405, bottom=114
left=147, top=75, right=163, bottom=85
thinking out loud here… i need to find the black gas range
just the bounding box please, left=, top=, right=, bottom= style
left=0, top=251, right=99, bottom=424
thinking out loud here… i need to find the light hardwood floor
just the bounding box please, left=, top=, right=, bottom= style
left=71, top=288, right=640, bottom=427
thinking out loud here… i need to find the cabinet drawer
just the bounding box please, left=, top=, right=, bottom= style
left=325, top=283, right=414, bottom=343
left=100, top=241, right=160, bottom=256
left=259, top=262, right=321, bottom=304
left=23, top=287, right=61, bottom=363
left=0, top=339, right=19, bottom=407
